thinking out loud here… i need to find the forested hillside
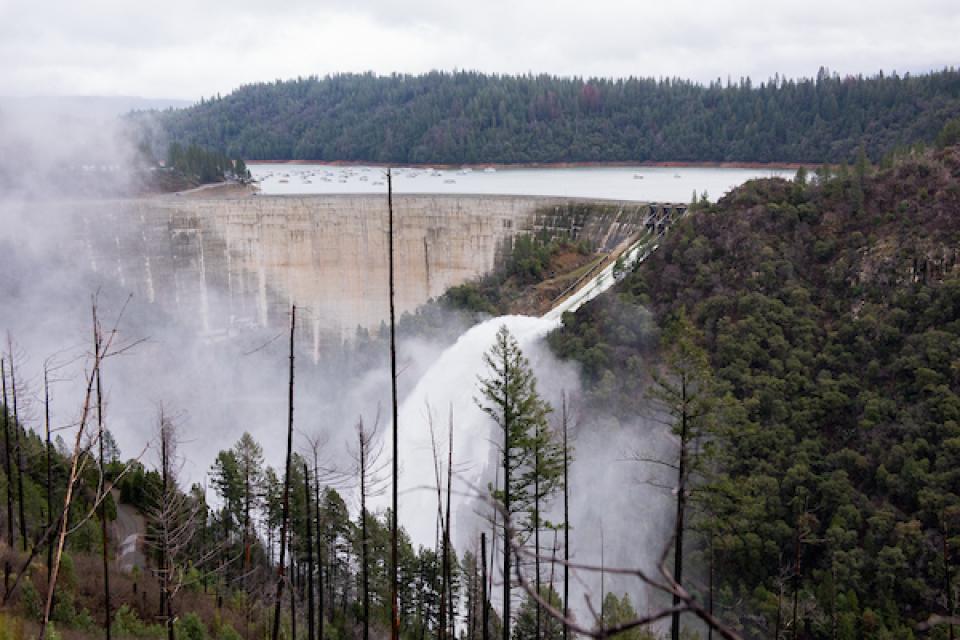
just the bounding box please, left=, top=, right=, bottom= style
left=154, top=68, right=960, bottom=165
left=549, top=140, right=960, bottom=637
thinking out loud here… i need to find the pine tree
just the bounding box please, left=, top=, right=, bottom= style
left=477, top=325, right=554, bottom=640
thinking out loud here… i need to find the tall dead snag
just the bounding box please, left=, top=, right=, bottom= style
left=303, top=463, right=315, bottom=640
left=561, top=392, right=570, bottom=640
left=40, top=297, right=122, bottom=639
left=350, top=412, right=387, bottom=640
left=360, top=418, right=370, bottom=640
left=387, top=166, right=401, bottom=640
left=272, top=305, right=296, bottom=640
left=305, top=432, right=329, bottom=640
left=7, top=336, right=26, bottom=551
left=445, top=409, right=455, bottom=640
left=481, top=532, right=489, bottom=640
left=647, top=311, right=713, bottom=640
left=147, top=410, right=206, bottom=640
left=43, top=363, right=53, bottom=585
left=95, top=316, right=112, bottom=640
left=1, top=357, right=13, bottom=547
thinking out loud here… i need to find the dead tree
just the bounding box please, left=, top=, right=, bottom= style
left=39, top=295, right=142, bottom=640
left=303, top=463, right=316, bottom=640
left=303, top=430, right=334, bottom=640
left=445, top=410, right=455, bottom=640
left=44, top=362, right=53, bottom=585
left=387, top=166, right=401, bottom=640
left=6, top=335, right=27, bottom=551
left=94, top=316, right=112, bottom=640
left=1, top=357, right=13, bottom=547
left=561, top=392, right=570, bottom=640
left=350, top=414, right=387, bottom=640
left=146, top=409, right=209, bottom=640
left=272, top=305, right=297, bottom=640
left=481, top=532, right=489, bottom=640
left=498, top=495, right=745, bottom=640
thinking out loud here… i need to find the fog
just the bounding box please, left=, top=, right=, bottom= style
left=0, top=107, right=676, bottom=623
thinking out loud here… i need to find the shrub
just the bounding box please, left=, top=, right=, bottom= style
left=217, top=624, right=243, bottom=640
left=176, top=612, right=209, bottom=640
left=18, top=578, right=41, bottom=621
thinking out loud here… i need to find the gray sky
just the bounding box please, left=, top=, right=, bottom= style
left=1, top=0, right=958, bottom=101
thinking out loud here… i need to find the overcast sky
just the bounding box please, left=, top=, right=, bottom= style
left=1, top=0, right=958, bottom=101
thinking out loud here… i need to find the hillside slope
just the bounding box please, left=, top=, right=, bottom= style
left=549, top=144, right=960, bottom=637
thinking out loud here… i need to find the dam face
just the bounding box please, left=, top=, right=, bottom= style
left=72, top=193, right=663, bottom=352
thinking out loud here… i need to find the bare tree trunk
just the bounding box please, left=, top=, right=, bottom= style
left=8, top=340, right=27, bottom=552
left=1, top=358, right=13, bottom=547
left=290, top=545, right=297, bottom=640
left=44, top=366, right=53, bottom=586
left=96, top=327, right=112, bottom=640
left=503, top=418, right=511, bottom=640
left=562, top=392, right=570, bottom=640
left=534, top=436, right=541, bottom=640
left=481, top=533, right=489, bottom=640
left=304, top=464, right=315, bottom=640
left=446, top=412, right=455, bottom=640
left=600, top=525, right=605, bottom=621
left=160, top=415, right=174, bottom=640
left=387, top=167, right=400, bottom=640
left=360, top=419, right=370, bottom=640
left=272, top=305, right=296, bottom=640
left=40, top=302, right=103, bottom=639
left=671, top=380, right=689, bottom=640
left=314, top=456, right=325, bottom=640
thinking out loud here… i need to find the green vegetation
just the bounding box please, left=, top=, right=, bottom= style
left=165, top=142, right=251, bottom=184
left=549, top=140, right=960, bottom=637
left=443, top=236, right=593, bottom=316
left=156, top=68, right=960, bottom=164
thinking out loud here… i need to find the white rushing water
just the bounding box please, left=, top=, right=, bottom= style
left=388, top=234, right=655, bottom=549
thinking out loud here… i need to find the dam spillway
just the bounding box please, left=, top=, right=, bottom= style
left=74, top=193, right=682, bottom=352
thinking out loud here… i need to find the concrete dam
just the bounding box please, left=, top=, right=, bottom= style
left=78, top=193, right=684, bottom=354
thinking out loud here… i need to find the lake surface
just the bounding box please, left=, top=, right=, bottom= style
left=249, top=164, right=794, bottom=202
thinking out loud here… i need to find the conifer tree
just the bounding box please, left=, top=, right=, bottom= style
left=477, top=325, right=554, bottom=640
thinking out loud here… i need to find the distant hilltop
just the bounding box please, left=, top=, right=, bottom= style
left=150, top=68, right=960, bottom=165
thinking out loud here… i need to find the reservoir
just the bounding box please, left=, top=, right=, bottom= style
left=250, top=163, right=794, bottom=201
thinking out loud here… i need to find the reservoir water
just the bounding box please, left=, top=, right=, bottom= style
left=250, top=163, right=794, bottom=201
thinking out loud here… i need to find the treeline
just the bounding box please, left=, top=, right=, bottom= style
left=166, top=142, right=251, bottom=184
left=2, top=311, right=664, bottom=640
left=548, top=137, right=960, bottom=637
left=154, top=68, right=960, bottom=164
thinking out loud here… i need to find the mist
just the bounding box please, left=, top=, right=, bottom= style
left=0, top=106, right=678, bottom=630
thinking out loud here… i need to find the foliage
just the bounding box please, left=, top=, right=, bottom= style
left=175, top=612, right=209, bottom=640
left=548, top=144, right=960, bottom=637
left=599, top=592, right=657, bottom=640
left=154, top=68, right=960, bottom=164
left=514, top=586, right=565, bottom=640
left=165, top=142, right=246, bottom=184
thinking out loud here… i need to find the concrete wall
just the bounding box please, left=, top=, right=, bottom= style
left=76, top=193, right=674, bottom=353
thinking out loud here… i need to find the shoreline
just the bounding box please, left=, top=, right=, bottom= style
left=247, top=159, right=813, bottom=170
